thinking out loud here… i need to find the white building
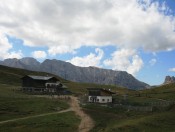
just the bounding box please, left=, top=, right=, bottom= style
left=87, top=88, right=114, bottom=103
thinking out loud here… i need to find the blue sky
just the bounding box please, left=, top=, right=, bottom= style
left=0, top=0, right=175, bottom=85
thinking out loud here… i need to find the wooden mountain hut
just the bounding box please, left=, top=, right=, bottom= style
left=21, top=75, right=66, bottom=94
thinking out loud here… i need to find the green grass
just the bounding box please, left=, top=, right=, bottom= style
left=82, top=83, right=175, bottom=132
left=0, top=65, right=64, bottom=86
left=82, top=83, right=175, bottom=131
left=111, top=83, right=175, bottom=107
left=139, top=83, right=175, bottom=100
left=2, top=64, right=175, bottom=131
left=0, top=64, right=81, bottom=131
left=105, top=109, right=175, bottom=132
left=0, top=83, right=69, bottom=121
left=0, top=111, right=80, bottom=132
left=0, top=65, right=125, bottom=95
left=0, top=66, right=79, bottom=132
left=0, top=96, right=69, bottom=121
left=0, top=84, right=27, bottom=98
left=83, top=104, right=175, bottom=132
left=66, top=81, right=126, bottom=95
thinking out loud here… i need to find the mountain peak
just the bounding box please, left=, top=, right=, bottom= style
left=164, top=76, right=175, bottom=84
left=20, top=57, right=40, bottom=65
left=0, top=57, right=149, bottom=90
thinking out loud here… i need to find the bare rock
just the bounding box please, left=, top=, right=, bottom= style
left=0, top=58, right=149, bottom=90
left=164, top=76, right=175, bottom=84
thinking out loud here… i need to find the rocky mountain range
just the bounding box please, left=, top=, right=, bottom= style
left=164, top=76, right=175, bottom=84
left=0, top=57, right=149, bottom=90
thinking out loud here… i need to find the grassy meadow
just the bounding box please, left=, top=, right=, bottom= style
left=0, top=83, right=81, bottom=131
left=1, top=65, right=175, bottom=131
left=83, top=103, right=175, bottom=132
left=0, top=65, right=123, bottom=95
left=0, top=65, right=81, bottom=131
left=82, top=83, right=175, bottom=132
left=0, top=111, right=80, bottom=132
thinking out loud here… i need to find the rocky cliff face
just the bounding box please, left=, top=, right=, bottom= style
left=0, top=58, right=149, bottom=90
left=164, top=76, right=175, bottom=84
left=2, top=57, right=40, bottom=71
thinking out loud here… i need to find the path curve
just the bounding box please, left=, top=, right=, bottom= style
left=0, top=95, right=94, bottom=132
left=69, top=96, right=94, bottom=132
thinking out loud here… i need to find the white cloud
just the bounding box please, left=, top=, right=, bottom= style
left=0, top=0, right=175, bottom=55
left=104, top=48, right=143, bottom=75
left=127, top=55, right=144, bottom=75
left=0, top=32, right=23, bottom=59
left=149, top=58, right=157, bottom=66
left=32, top=51, right=47, bottom=59
left=6, top=50, right=23, bottom=59
left=0, top=32, right=12, bottom=59
left=48, top=45, right=77, bottom=55
left=169, top=68, right=175, bottom=72
left=67, top=48, right=104, bottom=67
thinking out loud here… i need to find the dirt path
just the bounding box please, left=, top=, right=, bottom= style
left=0, top=108, right=71, bottom=124
left=34, top=95, right=94, bottom=131
left=69, top=96, right=94, bottom=132
left=0, top=96, right=94, bottom=132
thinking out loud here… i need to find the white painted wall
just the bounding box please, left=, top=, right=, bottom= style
left=88, top=96, right=112, bottom=103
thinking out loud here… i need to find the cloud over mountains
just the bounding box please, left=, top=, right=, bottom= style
left=1, top=0, right=175, bottom=53
left=0, top=0, right=175, bottom=75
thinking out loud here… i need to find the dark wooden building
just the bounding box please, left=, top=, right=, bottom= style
left=21, top=75, right=66, bottom=94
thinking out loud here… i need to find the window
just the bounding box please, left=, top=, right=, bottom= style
left=102, top=99, right=105, bottom=102
left=107, top=99, right=109, bottom=102
left=97, top=99, right=99, bottom=102
left=90, top=97, right=93, bottom=100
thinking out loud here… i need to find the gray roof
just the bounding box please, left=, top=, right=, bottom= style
left=87, top=88, right=115, bottom=94
left=28, top=75, right=54, bottom=80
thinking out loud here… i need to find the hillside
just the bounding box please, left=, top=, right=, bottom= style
left=83, top=83, right=175, bottom=131
left=0, top=57, right=149, bottom=90
left=0, top=64, right=129, bottom=131
left=139, top=83, right=175, bottom=100
left=0, top=64, right=128, bottom=95
left=0, top=65, right=81, bottom=132
left=0, top=65, right=175, bottom=131
left=0, top=65, right=64, bottom=86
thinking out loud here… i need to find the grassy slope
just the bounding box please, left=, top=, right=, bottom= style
left=0, top=111, right=80, bottom=132
left=0, top=65, right=65, bottom=85
left=0, top=83, right=80, bottom=131
left=83, top=83, right=175, bottom=132
left=139, top=83, right=175, bottom=100
left=0, top=83, right=70, bottom=118
left=0, top=64, right=126, bottom=95
left=0, top=65, right=81, bottom=131
left=2, top=65, right=175, bottom=131
left=0, top=65, right=125, bottom=131
left=84, top=105, right=175, bottom=132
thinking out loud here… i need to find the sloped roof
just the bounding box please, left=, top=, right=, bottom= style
left=87, top=88, right=115, bottom=94
left=27, top=75, right=55, bottom=80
